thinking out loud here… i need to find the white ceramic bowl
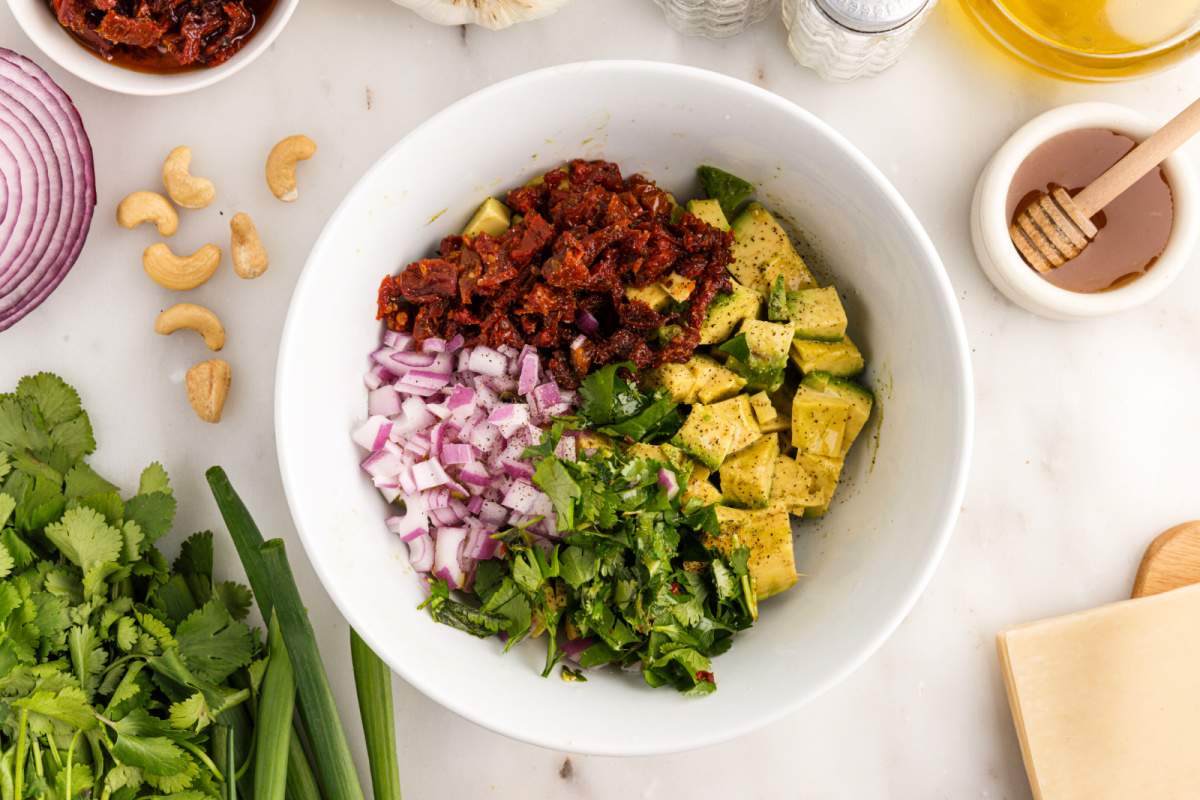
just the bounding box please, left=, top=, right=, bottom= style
left=971, top=103, right=1199, bottom=320
left=7, top=0, right=298, bottom=95
left=276, top=61, right=974, bottom=755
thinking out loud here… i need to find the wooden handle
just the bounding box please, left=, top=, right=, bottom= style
left=1073, top=97, right=1200, bottom=217
left=1131, top=521, right=1200, bottom=598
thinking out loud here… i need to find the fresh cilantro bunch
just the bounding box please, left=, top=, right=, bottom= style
left=425, top=424, right=755, bottom=696
left=576, top=362, right=683, bottom=443
left=0, top=374, right=258, bottom=798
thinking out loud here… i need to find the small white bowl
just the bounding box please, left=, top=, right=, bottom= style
left=971, top=103, right=1199, bottom=320
left=6, top=0, right=299, bottom=96
left=276, top=60, right=973, bottom=755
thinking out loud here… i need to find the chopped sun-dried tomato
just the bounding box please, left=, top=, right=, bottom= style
left=376, top=159, right=732, bottom=384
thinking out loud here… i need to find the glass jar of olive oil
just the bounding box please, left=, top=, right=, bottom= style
left=960, top=0, right=1200, bottom=80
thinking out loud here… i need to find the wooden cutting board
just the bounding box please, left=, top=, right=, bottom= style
left=1131, top=521, right=1200, bottom=598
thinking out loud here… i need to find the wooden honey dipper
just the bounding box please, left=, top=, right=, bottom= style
left=1011, top=96, right=1200, bottom=273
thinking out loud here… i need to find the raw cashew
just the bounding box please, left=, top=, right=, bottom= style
left=143, top=243, right=222, bottom=290
left=230, top=212, right=269, bottom=278
left=265, top=135, right=316, bottom=202
left=162, top=146, right=216, bottom=209
left=117, top=191, right=179, bottom=236
left=186, top=359, right=231, bottom=423
left=155, top=303, right=225, bottom=351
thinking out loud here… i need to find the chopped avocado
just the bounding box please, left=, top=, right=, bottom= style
left=769, top=453, right=842, bottom=514
left=643, top=362, right=698, bottom=404
left=720, top=434, right=779, bottom=509
left=658, top=442, right=690, bottom=471
left=804, top=503, right=829, bottom=519
left=698, top=165, right=755, bottom=221
left=627, top=442, right=666, bottom=463
left=699, top=280, right=761, bottom=345
left=790, top=336, right=865, bottom=377
left=684, top=476, right=723, bottom=507
left=660, top=272, right=696, bottom=303
left=722, top=319, right=794, bottom=392
left=712, top=394, right=761, bottom=456
left=673, top=404, right=736, bottom=469
left=462, top=197, right=512, bottom=238
left=802, top=373, right=873, bottom=455
left=777, top=287, right=848, bottom=342
left=729, top=203, right=817, bottom=294
left=689, top=355, right=746, bottom=404
left=759, top=414, right=790, bottom=435
left=625, top=283, right=671, bottom=311
left=710, top=507, right=798, bottom=599
left=749, top=392, right=777, bottom=427
left=790, top=385, right=852, bottom=457
left=686, top=198, right=731, bottom=232
left=576, top=431, right=614, bottom=453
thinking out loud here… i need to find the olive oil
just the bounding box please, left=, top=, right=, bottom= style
left=961, top=0, right=1200, bottom=80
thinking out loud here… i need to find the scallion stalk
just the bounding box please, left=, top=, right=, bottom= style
left=286, top=730, right=322, bottom=800
left=350, top=629, right=401, bottom=800
left=258, top=538, right=365, bottom=800
left=254, top=612, right=294, bottom=800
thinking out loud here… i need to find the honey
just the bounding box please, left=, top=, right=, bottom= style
left=961, top=0, right=1200, bottom=80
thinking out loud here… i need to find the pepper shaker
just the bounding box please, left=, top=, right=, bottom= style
left=781, top=0, right=937, bottom=81
left=652, top=0, right=775, bottom=39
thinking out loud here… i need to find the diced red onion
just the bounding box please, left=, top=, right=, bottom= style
left=517, top=351, right=540, bottom=395
left=364, top=370, right=384, bottom=390
left=570, top=335, right=587, bottom=351
left=468, top=346, right=507, bottom=377
left=488, top=404, right=530, bottom=438
left=421, top=337, right=447, bottom=352
left=368, top=386, right=402, bottom=417
left=361, top=448, right=405, bottom=480
left=447, top=384, right=475, bottom=410
left=483, top=374, right=518, bottom=394
left=658, top=468, right=679, bottom=499
left=576, top=310, right=599, bottom=335
left=502, top=480, right=542, bottom=514
left=468, top=422, right=502, bottom=455
left=561, top=636, right=594, bottom=660
left=430, top=506, right=462, bottom=526
left=405, top=532, right=434, bottom=572
left=458, top=461, right=492, bottom=487
left=402, top=370, right=452, bottom=391
left=393, top=397, right=436, bottom=435
left=434, top=527, right=468, bottom=588
left=352, top=416, right=393, bottom=452
left=383, top=330, right=414, bottom=350
left=554, top=434, right=576, bottom=462
left=391, top=351, right=436, bottom=368
left=466, top=495, right=484, bottom=514
left=445, top=334, right=464, bottom=353
left=501, top=459, right=535, bottom=479
left=479, top=499, right=508, bottom=526
left=398, top=466, right=417, bottom=495
left=442, top=443, right=474, bottom=465
left=413, top=459, right=449, bottom=490
left=426, top=487, right=450, bottom=509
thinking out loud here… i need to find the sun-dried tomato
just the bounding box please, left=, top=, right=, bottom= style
left=376, top=159, right=733, bottom=383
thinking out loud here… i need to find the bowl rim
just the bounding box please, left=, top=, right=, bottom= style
left=5, top=0, right=300, bottom=96
left=971, top=102, right=1200, bottom=319
left=274, top=59, right=975, bottom=755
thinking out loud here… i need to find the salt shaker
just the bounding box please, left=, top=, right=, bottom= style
left=652, top=0, right=775, bottom=39
left=781, top=0, right=937, bottom=81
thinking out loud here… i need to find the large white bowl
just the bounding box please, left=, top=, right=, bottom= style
left=7, top=0, right=298, bottom=95
left=276, top=61, right=973, bottom=756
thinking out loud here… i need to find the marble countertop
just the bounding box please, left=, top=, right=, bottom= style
left=3, top=0, right=1200, bottom=796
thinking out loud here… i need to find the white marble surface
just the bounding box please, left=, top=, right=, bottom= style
left=3, top=0, right=1200, bottom=796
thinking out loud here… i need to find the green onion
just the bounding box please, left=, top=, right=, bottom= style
left=225, top=725, right=237, bottom=800
left=205, top=467, right=274, bottom=619
left=286, top=730, right=322, bottom=800
left=214, top=705, right=255, bottom=797
left=350, top=629, right=402, bottom=800
left=254, top=612, right=294, bottom=800
left=259, top=538, right=365, bottom=800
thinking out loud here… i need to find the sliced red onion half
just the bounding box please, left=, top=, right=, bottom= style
left=0, top=49, right=95, bottom=331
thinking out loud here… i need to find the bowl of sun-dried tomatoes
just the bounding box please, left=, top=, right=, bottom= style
left=8, top=0, right=299, bottom=94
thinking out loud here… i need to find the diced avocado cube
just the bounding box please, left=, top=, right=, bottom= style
left=627, top=443, right=667, bottom=463
left=625, top=283, right=671, bottom=311
left=673, top=404, right=736, bottom=470
left=790, top=337, right=865, bottom=377
left=643, top=362, right=698, bottom=404
left=770, top=453, right=842, bottom=514
left=689, top=355, right=746, bottom=404
left=463, top=197, right=512, bottom=238
left=724, top=319, right=793, bottom=392
left=697, top=165, right=755, bottom=221
left=801, top=373, right=873, bottom=455
left=684, top=476, right=723, bottom=507
left=658, top=443, right=690, bottom=471
left=729, top=203, right=817, bottom=295
left=759, top=414, right=790, bottom=435
left=749, top=392, right=776, bottom=427
left=790, top=385, right=852, bottom=457
left=720, top=434, right=779, bottom=509
left=700, top=280, right=762, bottom=345
left=576, top=431, right=614, bottom=454
left=711, top=394, right=760, bottom=456
left=804, top=504, right=829, bottom=519
left=686, top=198, right=731, bottom=231
left=711, top=506, right=798, bottom=599
left=660, top=273, right=696, bottom=304
left=779, top=287, right=847, bottom=342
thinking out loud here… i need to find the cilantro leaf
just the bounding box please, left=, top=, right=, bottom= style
left=174, top=599, right=253, bottom=684
left=17, top=372, right=84, bottom=429
left=124, top=491, right=176, bottom=545
left=111, top=732, right=189, bottom=776
left=532, top=457, right=580, bottom=531
left=213, top=581, right=253, bottom=621
left=138, top=462, right=172, bottom=496
left=14, top=686, right=98, bottom=730
left=43, top=506, right=123, bottom=573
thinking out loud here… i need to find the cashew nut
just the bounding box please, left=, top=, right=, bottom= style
left=186, top=359, right=231, bottom=423
left=117, top=191, right=179, bottom=236
left=162, top=146, right=216, bottom=209
left=230, top=212, right=269, bottom=279
left=155, top=303, right=225, bottom=351
left=265, top=135, right=316, bottom=202
left=143, top=243, right=222, bottom=291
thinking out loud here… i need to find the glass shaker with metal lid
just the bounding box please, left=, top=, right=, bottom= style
left=652, top=0, right=774, bottom=38
left=782, top=0, right=938, bottom=80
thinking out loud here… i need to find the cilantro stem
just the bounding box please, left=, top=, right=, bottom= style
left=225, top=725, right=236, bottom=800
left=180, top=737, right=225, bottom=782
left=12, top=708, right=27, bottom=799
left=65, top=730, right=80, bottom=800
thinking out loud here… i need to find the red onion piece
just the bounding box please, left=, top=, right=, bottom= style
left=575, top=310, right=599, bottom=335
left=0, top=49, right=95, bottom=331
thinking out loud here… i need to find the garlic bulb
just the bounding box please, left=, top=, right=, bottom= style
left=392, top=0, right=574, bottom=29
